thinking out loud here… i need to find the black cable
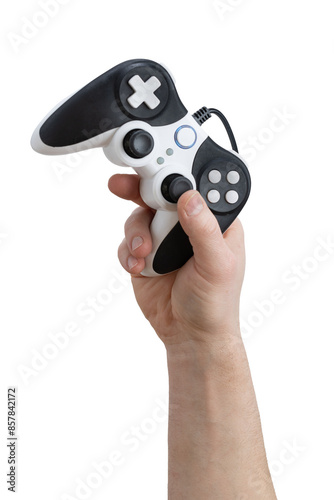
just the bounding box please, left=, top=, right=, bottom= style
left=192, top=106, right=239, bottom=153
left=207, top=108, right=238, bottom=153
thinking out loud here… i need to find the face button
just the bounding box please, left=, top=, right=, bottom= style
left=207, top=190, right=221, bottom=204
left=208, top=170, right=222, bottom=184
left=127, top=75, right=161, bottom=110
left=225, top=190, right=239, bottom=204
left=175, top=125, right=197, bottom=149
left=227, top=171, right=240, bottom=185
left=123, top=129, right=154, bottom=159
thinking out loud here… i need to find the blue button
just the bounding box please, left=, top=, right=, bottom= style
left=175, top=126, right=197, bottom=149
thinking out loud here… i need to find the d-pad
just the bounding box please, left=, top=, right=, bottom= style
left=127, top=75, right=161, bottom=110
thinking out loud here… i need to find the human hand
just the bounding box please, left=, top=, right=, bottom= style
left=108, top=174, right=246, bottom=348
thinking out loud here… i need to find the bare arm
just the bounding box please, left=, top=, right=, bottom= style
left=167, top=339, right=276, bottom=499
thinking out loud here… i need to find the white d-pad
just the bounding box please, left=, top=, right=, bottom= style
left=127, top=75, right=161, bottom=110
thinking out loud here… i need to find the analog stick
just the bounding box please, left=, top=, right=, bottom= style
left=161, top=174, right=193, bottom=203
left=123, top=129, right=154, bottom=159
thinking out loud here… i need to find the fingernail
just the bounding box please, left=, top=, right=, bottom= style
left=132, top=236, right=144, bottom=251
left=128, top=256, right=138, bottom=270
left=184, top=193, right=204, bottom=217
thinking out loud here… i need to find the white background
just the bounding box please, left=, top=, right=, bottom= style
left=1, top=0, right=333, bottom=498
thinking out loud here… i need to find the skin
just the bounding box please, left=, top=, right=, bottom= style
left=109, top=173, right=277, bottom=500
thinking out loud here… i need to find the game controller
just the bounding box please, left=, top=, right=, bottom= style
left=31, top=59, right=251, bottom=277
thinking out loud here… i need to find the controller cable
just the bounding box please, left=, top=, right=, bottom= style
left=192, top=106, right=239, bottom=153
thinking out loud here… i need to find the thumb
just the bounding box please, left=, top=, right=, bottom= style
left=177, top=190, right=231, bottom=282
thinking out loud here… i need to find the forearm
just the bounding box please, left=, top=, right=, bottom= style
left=166, top=333, right=277, bottom=500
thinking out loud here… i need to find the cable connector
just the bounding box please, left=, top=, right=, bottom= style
left=193, top=106, right=239, bottom=153
left=192, top=106, right=212, bottom=126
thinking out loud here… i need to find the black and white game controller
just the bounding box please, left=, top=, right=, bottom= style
left=31, top=59, right=251, bottom=277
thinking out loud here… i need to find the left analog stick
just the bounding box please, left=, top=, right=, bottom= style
left=123, top=129, right=154, bottom=159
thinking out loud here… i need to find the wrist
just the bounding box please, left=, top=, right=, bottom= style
left=165, top=325, right=245, bottom=371
left=166, top=332, right=252, bottom=414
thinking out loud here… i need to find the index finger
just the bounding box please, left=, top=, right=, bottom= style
left=108, top=174, right=151, bottom=209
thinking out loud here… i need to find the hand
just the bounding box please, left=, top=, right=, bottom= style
left=108, top=174, right=246, bottom=347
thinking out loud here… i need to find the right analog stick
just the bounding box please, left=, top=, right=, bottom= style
left=161, top=174, right=193, bottom=203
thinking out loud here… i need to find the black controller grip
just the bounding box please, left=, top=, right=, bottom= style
left=37, top=59, right=187, bottom=150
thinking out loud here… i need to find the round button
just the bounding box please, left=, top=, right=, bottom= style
left=225, top=190, right=239, bottom=204
left=227, top=171, right=240, bottom=185
left=208, top=170, right=222, bottom=184
left=207, top=190, right=221, bottom=204
left=161, top=174, right=193, bottom=203
left=175, top=126, right=197, bottom=149
left=123, top=129, right=154, bottom=159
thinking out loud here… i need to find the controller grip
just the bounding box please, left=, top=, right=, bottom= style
left=141, top=210, right=192, bottom=277
left=142, top=208, right=247, bottom=277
